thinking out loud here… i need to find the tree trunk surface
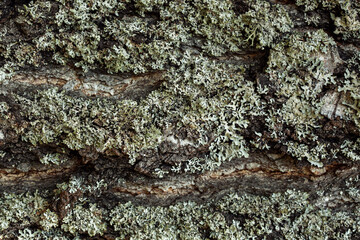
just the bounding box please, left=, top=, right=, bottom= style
left=1, top=0, right=360, bottom=239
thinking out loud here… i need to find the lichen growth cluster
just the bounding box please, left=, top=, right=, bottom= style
left=339, top=69, right=360, bottom=128
left=39, top=153, right=68, bottom=165
left=1, top=0, right=360, bottom=238
left=39, top=209, right=59, bottom=231
left=2, top=187, right=360, bottom=239
left=61, top=200, right=106, bottom=236
left=0, top=191, right=47, bottom=232
left=0, top=0, right=357, bottom=174
left=10, top=29, right=350, bottom=171
left=296, top=0, right=360, bottom=41
left=17, top=228, right=69, bottom=240
left=15, top=87, right=162, bottom=163
left=0, top=0, right=357, bottom=173
left=1, top=0, right=295, bottom=73
left=56, top=176, right=108, bottom=195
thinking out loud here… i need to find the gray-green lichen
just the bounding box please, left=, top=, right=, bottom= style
left=0, top=0, right=357, bottom=173
left=15, top=87, right=162, bottom=164
left=296, top=0, right=360, bottom=41
left=1, top=0, right=360, bottom=238
left=10, top=29, right=348, bottom=171
left=39, top=209, right=59, bottom=231
left=17, top=228, right=70, bottom=240
left=1, top=0, right=295, bottom=73
left=56, top=176, right=108, bottom=195
left=0, top=191, right=47, bottom=232
left=61, top=200, right=106, bottom=236
left=2, top=185, right=360, bottom=239
left=39, top=153, right=68, bottom=165
left=339, top=69, right=360, bottom=128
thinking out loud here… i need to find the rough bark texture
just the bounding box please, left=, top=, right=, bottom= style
left=1, top=0, right=360, bottom=239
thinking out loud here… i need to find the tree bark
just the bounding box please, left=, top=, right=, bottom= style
left=1, top=0, right=360, bottom=239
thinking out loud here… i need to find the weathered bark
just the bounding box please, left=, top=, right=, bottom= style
left=1, top=0, right=360, bottom=239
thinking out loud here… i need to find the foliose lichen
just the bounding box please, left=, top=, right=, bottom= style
left=39, top=153, right=68, bottom=165
left=1, top=0, right=360, bottom=238
left=1, top=0, right=356, bottom=173
left=61, top=200, right=107, bottom=237
left=0, top=191, right=47, bottom=232
left=0, top=183, right=359, bottom=239
left=108, top=189, right=360, bottom=239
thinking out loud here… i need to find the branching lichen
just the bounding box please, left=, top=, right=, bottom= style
left=0, top=191, right=47, bottom=232
left=1, top=185, right=360, bottom=239
left=1, top=0, right=360, bottom=238
left=61, top=200, right=106, bottom=237
left=39, top=153, right=68, bottom=165
left=108, top=189, right=360, bottom=239
left=15, top=87, right=162, bottom=163
left=296, top=0, right=360, bottom=41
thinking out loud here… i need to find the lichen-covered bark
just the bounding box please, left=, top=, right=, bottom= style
left=1, top=0, right=360, bottom=239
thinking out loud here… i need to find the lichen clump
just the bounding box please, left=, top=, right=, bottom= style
left=3, top=187, right=360, bottom=239
left=0, top=0, right=358, bottom=173
left=61, top=201, right=106, bottom=236
left=0, top=192, right=47, bottom=232
left=1, top=0, right=360, bottom=238
left=1, top=0, right=294, bottom=73
left=39, top=153, right=67, bottom=165
left=15, top=87, right=162, bottom=163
